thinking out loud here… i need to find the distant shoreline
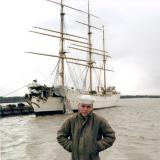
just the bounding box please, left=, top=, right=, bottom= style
left=0, top=97, right=25, bottom=103
left=120, top=95, right=160, bottom=99
left=1, top=95, right=160, bottom=103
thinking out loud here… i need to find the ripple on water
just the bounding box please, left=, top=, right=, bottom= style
left=1, top=98, right=160, bottom=160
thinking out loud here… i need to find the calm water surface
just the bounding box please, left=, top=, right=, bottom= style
left=0, top=98, right=160, bottom=160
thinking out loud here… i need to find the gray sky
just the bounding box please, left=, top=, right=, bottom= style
left=0, top=0, right=160, bottom=96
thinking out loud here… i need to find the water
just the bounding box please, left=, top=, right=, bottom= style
left=0, top=98, right=160, bottom=160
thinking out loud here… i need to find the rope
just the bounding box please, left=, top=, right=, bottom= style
left=51, top=59, right=60, bottom=75
left=93, top=65, right=103, bottom=87
left=82, top=67, right=88, bottom=90
left=1, top=85, right=27, bottom=97
left=54, top=59, right=60, bottom=86
left=66, top=60, right=79, bottom=89
left=26, top=99, right=40, bottom=108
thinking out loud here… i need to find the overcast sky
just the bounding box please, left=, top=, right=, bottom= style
left=0, top=0, right=160, bottom=96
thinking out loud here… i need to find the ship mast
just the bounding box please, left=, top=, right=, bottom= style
left=88, top=0, right=93, bottom=92
left=102, top=25, right=107, bottom=93
left=60, top=0, right=65, bottom=86
left=26, top=0, right=114, bottom=91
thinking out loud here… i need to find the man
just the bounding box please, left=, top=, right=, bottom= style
left=57, top=95, right=116, bottom=160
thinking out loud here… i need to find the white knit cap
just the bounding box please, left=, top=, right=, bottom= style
left=78, top=95, right=95, bottom=105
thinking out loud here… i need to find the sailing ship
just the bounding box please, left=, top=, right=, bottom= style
left=25, top=0, right=120, bottom=115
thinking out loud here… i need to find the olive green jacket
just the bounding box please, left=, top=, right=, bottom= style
left=57, top=112, right=116, bottom=160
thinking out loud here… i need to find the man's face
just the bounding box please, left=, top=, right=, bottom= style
left=78, top=103, right=93, bottom=117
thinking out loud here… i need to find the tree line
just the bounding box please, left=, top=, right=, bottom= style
left=0, top=97, right=25, bottom=103
left=120, top=95, right=160, bottom=99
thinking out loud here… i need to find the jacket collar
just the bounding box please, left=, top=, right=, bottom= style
left=78, top=112, right=93, bottom=120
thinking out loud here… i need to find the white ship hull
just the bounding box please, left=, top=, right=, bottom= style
left=31, top=97, right=64, bottom=115
left=30, top=90, right=120, bottom=115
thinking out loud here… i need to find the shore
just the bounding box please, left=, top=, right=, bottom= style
left=120, top=95, right=160, bottom=98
